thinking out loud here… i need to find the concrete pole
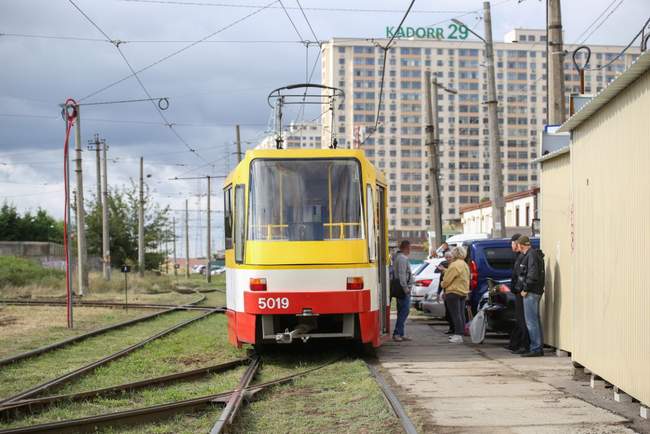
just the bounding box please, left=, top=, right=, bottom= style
left=172, top=217, right=177, bottom=277
left=138, top=156, right=145, bottom=277
left=235, top=125, right=242, bottom=162
left=101, top=140, right=110, bottom=280
left=483, top=1, right=506, bottom=238
left=424, top=71, right=443, bottom=254
left=548, top=0, right=566, bottom=125
left=185, top=199, right=190, bottom=279
left=93, top=136, right=101, bottom=204
left=74, top=105, right=88, bottom=295
left=206, top=176, right=211, bottom=283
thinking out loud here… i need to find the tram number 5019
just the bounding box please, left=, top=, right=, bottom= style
left=258, top=297, right=289, bottom=310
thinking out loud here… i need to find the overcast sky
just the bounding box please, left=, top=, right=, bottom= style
left=1, top=0, right=648, bottom=254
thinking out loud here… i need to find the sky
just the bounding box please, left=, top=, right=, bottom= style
left=1, top=0, right=648, bottom=255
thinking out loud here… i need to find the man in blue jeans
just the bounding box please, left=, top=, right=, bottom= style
left=515, top=235, right=545, bottom=357
left=392, top=240, right=414, bottom=342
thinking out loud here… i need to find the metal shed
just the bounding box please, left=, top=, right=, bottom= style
left=553, top=49, right=650, bottom=408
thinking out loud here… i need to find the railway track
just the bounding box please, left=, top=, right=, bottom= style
left=0, top=296, right=218, bottom=311
left=0, top=356, right=339, bottom=434
left=0, top=294, right=220, bottom=367
left=0, top=308, right=221, bottom=407
left=0, top=352, right=416, bottom=434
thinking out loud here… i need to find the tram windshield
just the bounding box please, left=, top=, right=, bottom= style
left=248, top=159, right=363, bottom=241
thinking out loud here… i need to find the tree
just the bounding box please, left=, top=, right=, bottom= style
left=85, top=182, right=172, bottom=271
left=0, top=203, right=64, bottom=242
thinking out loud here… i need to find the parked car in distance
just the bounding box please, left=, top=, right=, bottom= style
left=445, top=233, right=489, bottom=248
left=411, top=258, right=444, bottom=310
left=193, top=264, right=206, bottom=274
left=463, top=237, right=540, bottom=331
left=421, top=291, right=446, bottom=317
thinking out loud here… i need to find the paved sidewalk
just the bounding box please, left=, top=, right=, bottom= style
left=377, top=315, right=633, bottom=433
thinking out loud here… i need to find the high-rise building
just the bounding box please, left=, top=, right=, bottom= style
left=321, top=28, right=637, bottom=243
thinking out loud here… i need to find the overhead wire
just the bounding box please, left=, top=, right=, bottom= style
left=579, top=0, right=626, bottom=44
left=69, top=0, right=213, bottom=165
left=0, top=32, right=306, bottom=45
left=574, top=0, right=619, bottom=43
left=121, top=0, right=469, bottom=14
left=78, top=0, right=279, bottom=102
left=361, top=0, right=416, bottom=146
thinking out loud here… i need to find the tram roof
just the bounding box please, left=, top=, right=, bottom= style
left=223, top=148, right=386, bottom=186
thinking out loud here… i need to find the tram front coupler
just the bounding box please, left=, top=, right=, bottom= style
left=275, top=322, right=314, bottom=344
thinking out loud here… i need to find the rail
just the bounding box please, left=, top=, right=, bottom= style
left=0, top=309, right=221, bottom=406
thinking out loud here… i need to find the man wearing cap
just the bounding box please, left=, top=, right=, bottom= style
left=515, top=235, right=545, bottom=357
left=507, top=233, right=530, bottom=353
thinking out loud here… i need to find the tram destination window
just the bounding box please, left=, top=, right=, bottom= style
left=248, top=159, right=363, bottom=241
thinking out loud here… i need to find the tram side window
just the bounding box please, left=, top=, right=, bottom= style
left=234, top=185, right=245, bottom=263
left=248, top=159, right=363, bottom=241
left=223, top=187, right=233, bottom=249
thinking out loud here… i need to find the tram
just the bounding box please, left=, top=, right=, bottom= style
left=223, top=148, right=390, bottom=348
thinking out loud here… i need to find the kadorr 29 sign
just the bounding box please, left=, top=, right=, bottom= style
left=386, top=23, right=469, bottom=40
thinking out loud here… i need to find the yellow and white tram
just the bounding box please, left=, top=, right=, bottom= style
left=223, top=148, right=390, bottom=348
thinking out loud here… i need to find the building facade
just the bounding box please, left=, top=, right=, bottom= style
left=321, top=28, right=636, bottom=243
left=460, top=187, right=539, bottom=235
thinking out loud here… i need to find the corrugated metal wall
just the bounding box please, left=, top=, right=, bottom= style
left=540, top=152, right=572, bottom=352
left=571, top=70, right=650, bottom=405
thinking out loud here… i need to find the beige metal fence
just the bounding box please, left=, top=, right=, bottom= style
left=540, top=151, right=572, bottom=353
left=570, top=71, right=650, bottom=405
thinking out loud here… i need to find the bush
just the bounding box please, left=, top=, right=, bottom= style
left=0, top=256, right=65, bottom=288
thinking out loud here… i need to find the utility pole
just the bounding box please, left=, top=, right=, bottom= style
left=424, top=73, right=457, bottom=253
left=90, top=135, right=101, bottom=203
left=138, top=157, right=145, bottom=277
left=87, top=134, right=110, bottom=280
left=206, top=176, right=212, bottom=283
left=172, top=217, right=178, bottom=277
left=424, top=71, right=443, bottom=253
left=101, top=139, right=110, bottom=281
left=74, top=106, right=88, bottom=295
left=185, top=199, right=190, bottom=279
left=235, top=124, right=242, bottom=162
left=548, top=0, right=566, bottom=125
left=482, top=1, right=506, bottom=238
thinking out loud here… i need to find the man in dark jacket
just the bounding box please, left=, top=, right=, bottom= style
left=515, top=235, right=545, bottom=357
left=508, top=233, right=530, bottom=353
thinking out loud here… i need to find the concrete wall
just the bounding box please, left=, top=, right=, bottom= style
left=539, top=151, right=572, bottom=353
left=571, top=70, right=650, bottom=405
left=0, top=241, right=64, bottom=258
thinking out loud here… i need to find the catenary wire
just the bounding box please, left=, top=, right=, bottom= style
left=68, top=0, right=210, bottom=163
left=579, top=0, right=625, bottom=44
left=78, top=0, right=278, bottom=102
left=121, top=0, right=469, bottom=14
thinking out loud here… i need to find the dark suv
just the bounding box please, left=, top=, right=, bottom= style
left=463, top=237, right=540, bottom=316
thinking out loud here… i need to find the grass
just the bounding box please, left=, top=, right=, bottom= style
left=0, top=310, right=198, bottom=398
left=0, top=256, right=64, bottom=289
left=0, top=305, right=152, bottom=358
left=0, top=314, right=248, bottom=430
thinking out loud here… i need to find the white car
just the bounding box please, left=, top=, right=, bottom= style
left=411, top=258, right=444, bottom=309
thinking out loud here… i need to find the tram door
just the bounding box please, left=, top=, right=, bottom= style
left=376, top=185, right=389, bottom=335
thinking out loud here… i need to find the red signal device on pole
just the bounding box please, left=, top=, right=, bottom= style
left=62, top=98, right=78, bottom=329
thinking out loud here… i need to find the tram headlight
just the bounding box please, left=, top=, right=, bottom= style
left=346, top=277, right=364, bottom=290
left=249, top=278, right=267, bottom=291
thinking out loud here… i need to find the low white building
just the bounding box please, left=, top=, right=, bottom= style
left=460, top=187, right=539, bottom=235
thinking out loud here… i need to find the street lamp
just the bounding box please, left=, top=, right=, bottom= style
left=451, top=2, right=506, bottom=238
left=451, top=19, right=486, bottom=43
